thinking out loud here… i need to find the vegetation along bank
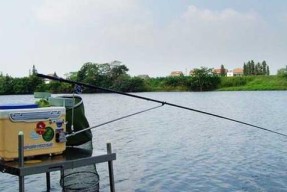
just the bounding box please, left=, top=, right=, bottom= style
left=1, top=61, right=287, bottom=95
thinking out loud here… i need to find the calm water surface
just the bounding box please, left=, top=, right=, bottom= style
left=1, top=91, right=287, bottom=192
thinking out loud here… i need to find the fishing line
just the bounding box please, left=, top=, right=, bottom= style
left=37, top=73, right=287, bottom=138
left=66, top=103, right=164, bottom=138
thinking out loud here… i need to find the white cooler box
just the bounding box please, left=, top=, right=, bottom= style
left=0, top=104, right=66, bottom=161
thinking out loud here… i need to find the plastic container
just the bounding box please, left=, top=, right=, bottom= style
left=0, top=104, right=38, bottom=110
left=0, top=106, right=66, bottom=161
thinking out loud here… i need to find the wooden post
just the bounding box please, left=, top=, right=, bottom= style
left=107, top=143, right=115, bottom=192
left=18, top=131, right=24, bottom=192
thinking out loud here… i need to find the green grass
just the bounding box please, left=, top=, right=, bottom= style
left=218, top=75, right=287, bottom=91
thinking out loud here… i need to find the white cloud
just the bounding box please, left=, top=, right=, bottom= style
left=124, top=5, right=271, bottom=75
left=35, top=0, right=142, bottom=25
left=171, top=6, right=265, bottom=48
left=32, top=0, right=157, bottom=74
left=1, top=1, right=285, bottom=77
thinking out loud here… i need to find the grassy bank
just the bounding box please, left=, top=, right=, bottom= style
left=218, top=75, right=287, bottom=91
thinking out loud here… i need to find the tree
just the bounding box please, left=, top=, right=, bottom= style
left=77, top=62, right=99, bottom=83
left=277, top=68, right=287, bottom=76
left=32, top=65, right=38, bottom=75
left=65, top=72, right=78, bottom=81
left=112, top=76, right=147, bottom=92
left=13, top=77, right=30, bottom=94
left=109, top=64, right=129, bottom=80
left=243, top=60, right=270, bottom=76
left=220, top=65, right=226, bottom=77
left=75, top=62, right=130, bottom=92
left=255, top=62, right=262, bottom=75
left=262, top=60, right=267, bottom=75
left=243, top=63, right=247, bottom=75
left=28, top=74, right=45, bottom=92
left=190, top=67, right=220, bottom=91
left=250, top=60, right=255, bottom=75
left=1, top=75, right=15, bottom=94
left=76, top=62, right=99, bottom=92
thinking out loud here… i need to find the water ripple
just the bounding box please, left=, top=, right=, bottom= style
left=2, top=92, right=287, bottom=191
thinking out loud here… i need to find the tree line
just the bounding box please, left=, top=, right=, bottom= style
left=2, top=60, right=286, bottom=95
left=0, top=62, right=221, bottom=95
left=243, top=60, right=269, bottom=76
left=219, top=60, right=270, bottom=77
left=69, top=62, right=148, bottom=93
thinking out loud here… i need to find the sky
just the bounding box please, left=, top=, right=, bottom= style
left=0, top=0, right=287, bottom=77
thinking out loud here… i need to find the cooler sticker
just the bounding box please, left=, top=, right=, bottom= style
left=42, top=127, right=54, bottom=142
left=35, top=121, right=46, bottom=135
left=56, top=119, right=64, bottom=127
left=55, top=119, right=66, bottom=143
left=24, top=143, right=53, bottom=150
left=30, top=131, right=40, bottom=140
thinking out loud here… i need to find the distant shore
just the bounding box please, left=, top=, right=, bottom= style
left=217, top=75, right=287, bottom=91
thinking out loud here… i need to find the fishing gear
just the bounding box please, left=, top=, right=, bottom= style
left=37, top=73, right=287, bottom=138
left=70, top=84, right=84, bottom=134
left=66, top=103, right=164, bottom=138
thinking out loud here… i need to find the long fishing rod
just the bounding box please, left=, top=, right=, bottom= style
left=37, top=73, right=287, bottom=138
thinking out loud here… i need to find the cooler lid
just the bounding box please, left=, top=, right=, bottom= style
left=0, top=104, right=38, bottom=110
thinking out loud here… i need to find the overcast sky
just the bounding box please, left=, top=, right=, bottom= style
left=0, top=0, right=286, bottom=77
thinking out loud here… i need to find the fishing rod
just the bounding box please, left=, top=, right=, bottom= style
left=37, top=73, right=287, bottom=138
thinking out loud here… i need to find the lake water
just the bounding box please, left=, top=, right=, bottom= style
left=1, top=91, right=287, bottom=192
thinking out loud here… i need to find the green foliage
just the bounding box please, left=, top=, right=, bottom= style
left=3, top=63, right=287, bottom=95
left=161, top=76, right=190, bottom=91
left=13, top=77, right=30, bottom=94
left=190, top=67, right=220, bottom=91
left=277, top=66, right=287, bottom=78
left=0, top=75, right=14, bottom=94
left=220, top=76, right=255, bottom=87
left=112, top=76, right=147, bottom=92
left=144, top=76, right=193, bottom=91
left=218, top=75, right=287, bottom=91
left=47, top=81, right=63, bottom=93
left=28, top=74, right=45, bottom=92
left=76, top=62, right=130, bottom=93
left=0, top=74, right=44, bottom=95
left=109, top=64, right=129, bottom=80
left=145, top=77, right=166, bottom=91
left=243, top=60, right=269, bottom=76
left=220, top=64, right=226, bottom=77
left=125, top=77, right=147, bottom=92
left=66, top=72, right=78, bottom=81
left=36, top=99, right=51, bottom=107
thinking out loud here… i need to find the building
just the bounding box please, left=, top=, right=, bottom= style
left=137, top=74, right=150, bottom=79
left=233, top=68, right=243, bottom=76
left=227, top=70, right=233, bottom=77
left=170, top=71, right=183, bottom=77
left=44, top=73, right=58, bottom=84
left=227, top=68, right=244, bottom=77
left=212, top=68, right=228, bottom=76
